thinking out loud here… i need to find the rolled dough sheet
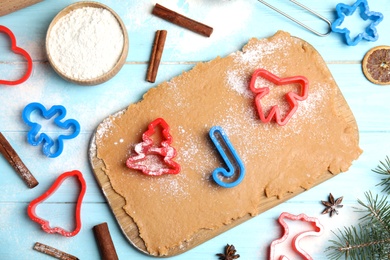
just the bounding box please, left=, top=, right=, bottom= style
left=93, top=31, right=362, bottom=256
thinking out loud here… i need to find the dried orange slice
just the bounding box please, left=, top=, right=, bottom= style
left=362, top=46, right=390, bottom=85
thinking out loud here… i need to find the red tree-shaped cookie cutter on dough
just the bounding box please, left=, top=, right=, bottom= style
left=0, top=25, right=33, bottom=86
left=269, top=212, right=324, bottom=260
left=126, top=118, right=180, bottom=176
left=250, top=69, right=309, bottom=126
left=27, top=170, right=86, bottom=237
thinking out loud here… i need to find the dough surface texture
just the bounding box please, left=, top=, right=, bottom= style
left=95, top=31, right=362, bottom=256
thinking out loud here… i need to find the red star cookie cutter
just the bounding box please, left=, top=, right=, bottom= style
left=126, top=118, right=180, bottom=176
left=27, top=170, right=86, bottom=237
left=249, top=69, right=309, bottom=126
left=0, top=25, right=33, bottom=86
left=269, top=212, right=324, bottom=260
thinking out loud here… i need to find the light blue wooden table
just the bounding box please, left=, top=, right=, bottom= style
left=1, top=0, right=390, bottom=259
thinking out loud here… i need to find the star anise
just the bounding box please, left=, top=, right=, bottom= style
left=321, top=193, right=343, bottom=217
left=216, top=244, right=240, bottom=260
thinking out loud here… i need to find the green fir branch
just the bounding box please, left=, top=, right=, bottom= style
left=357, top=192, right=390, bottom=236
left=326, top=157, right=390, bottom=259
left=326, top=225, right=390, bottom=260
left=326, top=192, right=390, bottom=259
left=372, top=156, right=390, bottom=194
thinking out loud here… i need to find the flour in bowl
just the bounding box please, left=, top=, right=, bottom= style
left=47, top=7, right=124, bottom=80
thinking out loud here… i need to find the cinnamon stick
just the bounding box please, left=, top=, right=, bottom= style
left=33, top=242, right=79, bottom=260
left=152, top=3, right=213, bottom=37
left=0, top=0, right=43, bottom=17
left=93, top=222, right=119, bottom=260
left=146, top=30, right=167, bottom=83
left=0, top=132, right=38, bottom=188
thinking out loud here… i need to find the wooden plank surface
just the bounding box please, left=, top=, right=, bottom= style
left=1, top=0, right=390, bottom=259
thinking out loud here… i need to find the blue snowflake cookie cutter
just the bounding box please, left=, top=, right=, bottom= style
left=22, top=102, right=80, bottom=158
left=209, top=126, right=245, bottom=188
left=331, top=0, right=384, bottom=46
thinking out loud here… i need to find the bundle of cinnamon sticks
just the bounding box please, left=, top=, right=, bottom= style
left=147, top=4, right=214, bottom=83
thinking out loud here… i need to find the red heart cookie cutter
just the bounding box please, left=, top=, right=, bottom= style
left=0, top=25, right=33, bottom=86
left=27, top=170, right=86, bottom=237
left=249, top=69, right=309, bottom=126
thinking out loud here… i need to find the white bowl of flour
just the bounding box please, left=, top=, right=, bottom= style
left=46, top=2, right=129, bottom=85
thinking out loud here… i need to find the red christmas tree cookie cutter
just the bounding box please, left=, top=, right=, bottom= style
left=126, top=118, right=180, bottom=176
left=27, top=170, right=86, bottom=237
left=269, top=212, right=324, bottom=260
left=249, top=69, right=309, bottom=126
left=0, top=25, right=33, bottom=86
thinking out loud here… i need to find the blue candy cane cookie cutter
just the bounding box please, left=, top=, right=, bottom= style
left=209, top=126, right=245, bottom=188
left=331, top=0, right=383, bottom=46
left=22, top=102, right=80, bottom=158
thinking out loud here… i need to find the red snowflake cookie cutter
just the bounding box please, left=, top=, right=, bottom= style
left=0, top=25, right=33, bottom=86
left=27, top=170, right=86, bottom=237
left=126, top=118, right=180, bottom=176
left=269, top=212, right=324, bottom=260
left=249, top=69, right=309, bottom=126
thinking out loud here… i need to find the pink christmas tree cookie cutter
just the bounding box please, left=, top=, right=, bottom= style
left=249, top=69, right=309, bottom=126
left=27, top=170, right=86, bottom=237
left=126, top=118, right=180, bottom=176
left=269, top=212, right=324, bottom=260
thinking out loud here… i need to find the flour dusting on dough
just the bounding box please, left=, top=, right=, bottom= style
left=226, top=36, right=292, bottom=97
left=96, top=110, right=126, bottom=144
left=96, top=117, right=114, bottom=141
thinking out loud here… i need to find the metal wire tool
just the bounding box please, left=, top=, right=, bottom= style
left=257, top=0, right=332, bottom=37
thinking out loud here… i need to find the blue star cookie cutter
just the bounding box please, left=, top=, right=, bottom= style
left=331, top=0, right=384, bottom=46
left=209, top=126, right=245, bottom=188
left=22, top=102, right=80, bottom=158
